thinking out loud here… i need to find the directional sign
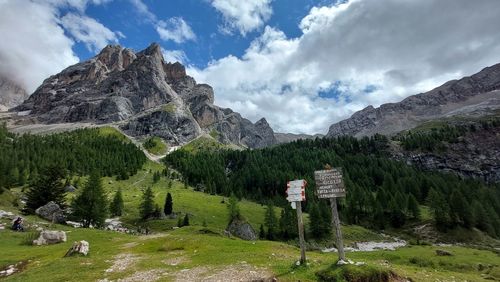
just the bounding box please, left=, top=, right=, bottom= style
left=286, top=179, right=306, bottom=202
left=314, top=168, right=345, bottom=198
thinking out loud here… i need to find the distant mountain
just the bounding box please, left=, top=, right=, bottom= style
left=327, top=63, right=500, bottom=138
left=274, top=132, right=324, bottom=144
left=0, top=75, right=28, bottom=111
left=13, top=43, right=276, bottom=148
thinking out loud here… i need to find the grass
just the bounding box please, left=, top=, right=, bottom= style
left=97, top=126, right=129, bottom=143
left=143, top=136, right=168, bottom=155
left=162, top=103, right=176, bottom=114
left=181, top=136, right=235, bottom=153
left=316, top=263, right=394, bottom=282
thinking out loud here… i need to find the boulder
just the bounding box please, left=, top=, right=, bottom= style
left=35, top=201, right=66, bottom=224
left=64, top=185, right=77, bottom=192
left=436, top=249, right=453, bottom=256
left=33, top=230, right=67, bottom=245
left=65, top=241, right=90, bottom=256
left=226, top=219, right=257, bottom=241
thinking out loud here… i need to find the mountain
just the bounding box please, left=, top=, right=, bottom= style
left=0, top=75, right=28, bottom=111
left=327, top=63, right=500, bottom=138
left=13, top=43, right=276, bottom=148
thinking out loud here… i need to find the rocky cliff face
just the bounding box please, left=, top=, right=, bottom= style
left=327, top=63, right=500, bottom=138
left=0, top=75, right=28, bottom=111
left=391, top=117, right=500, bottom=183
left=14, top=43, right=276, bottom=148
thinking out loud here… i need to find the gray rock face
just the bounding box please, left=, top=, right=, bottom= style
left=35, top=201, right=66, bottom=224
left=392, top=120, right=500, bottom=183
left=33, top=230, right=67, bottom=245
left=14, top=43, right=276, bottom=148
left=327, top=63, right=500, bottom=138
left=0, top=75, right=28, bottom=109
left=226, top=219, right=257, bottom=241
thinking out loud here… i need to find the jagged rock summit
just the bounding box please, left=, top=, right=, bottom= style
left=14, top=43, right=276, bottom=148
left=327, top=63, right=500, bottom=138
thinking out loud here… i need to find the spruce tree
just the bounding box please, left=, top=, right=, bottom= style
left=24, top=165, right=66, bottom=214
left=71, top=172, right=108, bottom=228
left=110, top=188, right=124, bottom=217
left=140, top=187, right=155, bottom=219
left=279, top=204, right=298, bottom=239
left=259, top=224, right=266, bottom=239
left=183, top=214, right=190, bottom=226
left=427, top=189, right=451, bottom=230
left=407, top=194, right=420, bottom=220
left=264, top=201, right=278, bottom=240
left=177, top=216, right=183, bottom=227
left=164, top=192, right=173, bottom=215
left=227, top=193, right=241, bottom=223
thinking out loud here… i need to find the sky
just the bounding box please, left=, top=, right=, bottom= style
left=1, top=0, right=500, bottom=134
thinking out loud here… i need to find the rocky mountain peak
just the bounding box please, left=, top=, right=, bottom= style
left=0, top=75, right=28, bottom=110
left=327, top=63, right=500, bottom=138
left=12, top=43, right=277, bottom=149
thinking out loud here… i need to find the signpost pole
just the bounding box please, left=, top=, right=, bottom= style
left=329, top=197, right=345, bottom=261
left=295, top=201, right=306, bottom=264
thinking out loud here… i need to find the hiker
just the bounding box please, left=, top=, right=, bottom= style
left=11, top=217, right=24, bottom=231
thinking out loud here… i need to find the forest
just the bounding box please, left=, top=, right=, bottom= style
left=0, top=124, right=146, bottom=190
left=165, top=134, right=500, bottom=238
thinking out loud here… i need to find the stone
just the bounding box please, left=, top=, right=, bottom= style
left=35, top=201, right=66, bottom=224
left=65, top=241, right=90, bottom=256
left=33, top=230, right=67, bottom=245
left=64, top=185, right=76, bottom=192
left=226, top=219, right=257, bottom=241
left=435, top=249, right=453, bottom=256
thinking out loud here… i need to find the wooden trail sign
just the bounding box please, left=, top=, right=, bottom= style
left=286, top=179, right=307, bottom=264
left=314, top=167, right=346, bottom=262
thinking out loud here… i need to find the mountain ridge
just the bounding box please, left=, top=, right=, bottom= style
left=327, top=63, right=500, bottom=138
left=12, top=43, right=276, bottom=148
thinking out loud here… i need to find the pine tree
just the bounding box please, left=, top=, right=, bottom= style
left=227, top=193, right=241, bottom=223
left=110, top=188, right=124, bottom=217
left=264, top=201, right=278, bottom=240
left=24, top=165, right=66, bottom=214
left=427, top=189, right=451, bottom=230
left=259, top=224, right=266, bottom=239
left=177, top=216, right=183, bottom=227
left=164, top=192, right=173, bottom=215
left=279, top=204, right=298, bottom=239
left=407, top=194, right=420, bottom=220
left=183, top=214, right=190, bottom=226
left=373, top=201, right=386, bottom=230
left=71, top=172, right=108, bottom=228
left=140, top=187, right=155, bottom=219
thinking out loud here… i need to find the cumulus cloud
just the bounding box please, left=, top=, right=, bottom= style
left=61, top=13, right=122, bottom=52
left=190, top=0, right=500, bottom=134
left=0, top=0, right=79, bottom=93
left=162, top=49, right=188, bottom=64
left=156, top=17, right=196, bottom=43
left=210, top=0, right=273, bottom=35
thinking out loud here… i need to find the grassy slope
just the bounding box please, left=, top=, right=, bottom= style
left=143, top=136, right=168, bottom=156
left=1, top=128, right=499, bottom=281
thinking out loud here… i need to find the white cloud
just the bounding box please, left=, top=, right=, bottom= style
left=0, top=0, right=79, bottom=93
left=190, top=0, right=500, bottom=134
left=61, top=13, right=121, bottom=52
left=210, top=0, right=272, bottom=36
left=162, top=49, right=188, bottom=64
left=156, top=17, right=196, bottom=43
left=129, top=0, right=156, bottom=22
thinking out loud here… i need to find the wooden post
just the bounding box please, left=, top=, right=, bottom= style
left=295, top=201, right=306, bottom=264
left=330, top=198, right=345, bottom=261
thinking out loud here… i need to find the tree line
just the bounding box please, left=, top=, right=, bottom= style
left=165, top=134, right=500, bottom=238
left=0, top=124, right=146, bottom=191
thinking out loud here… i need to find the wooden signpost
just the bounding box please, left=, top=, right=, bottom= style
left=286, top=179, right=307, bottom=265
left=314, top=167, right=346, bottom=262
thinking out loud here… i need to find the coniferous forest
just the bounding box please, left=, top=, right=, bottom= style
left=165, top=134, right=500, bottom=238
left=0, top=124, right=146, bottom=190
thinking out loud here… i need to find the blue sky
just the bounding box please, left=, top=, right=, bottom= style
left=2, top=0, right=500, bottom=133
left=67, top=0, right=324, bottom=67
